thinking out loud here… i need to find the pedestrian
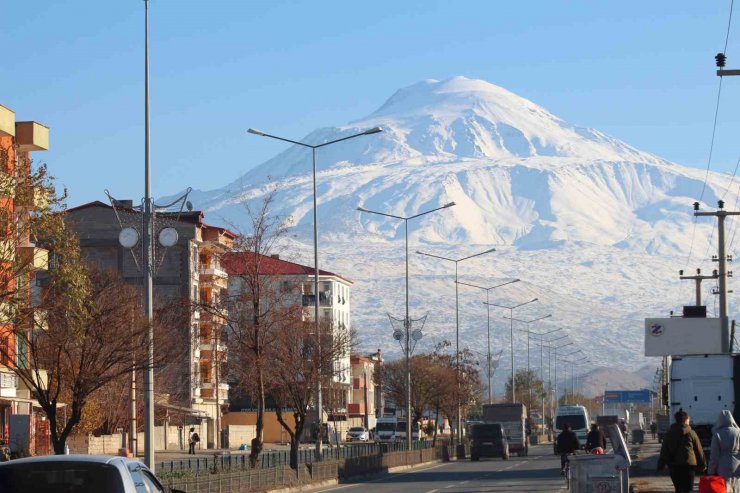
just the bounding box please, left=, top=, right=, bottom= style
left=585, top=423, right=607, bottom=452
left=651, top=421, right=658, bottom=440
left=658, top=409, right=706, bottom=493
left=188, top=427, right=199, bottom=455
left=556, top=423, right=580, bottom=475
left=708, top=410, right=740, bottom=492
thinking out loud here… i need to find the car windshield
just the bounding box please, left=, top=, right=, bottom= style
left=556, top=415, right=587, bottom=430
left=376, top=422, right=395, bottom=432
left=349, top=427, right=365, bottom=432
left=471, top=425, right=503, bottom=439
left=0, top=461, right=126, bottom=493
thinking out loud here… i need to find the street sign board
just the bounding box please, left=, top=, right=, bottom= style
left=644, top=318, right=722, bottom=356
left=603, top=389, right=651, bottom=404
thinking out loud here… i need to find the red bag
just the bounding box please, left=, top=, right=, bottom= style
left=699, top=475, right=727, bottom=493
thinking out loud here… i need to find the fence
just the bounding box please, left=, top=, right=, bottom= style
left=163, top=441, right=449, bottom=493
left=157, top=439, right=434, bottom=474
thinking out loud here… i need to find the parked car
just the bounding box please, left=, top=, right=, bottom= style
left=0, top=454, right=184, bottom=493
left=470, top=423, right=509, bottom=461
left=346, top=426, right=369, bottom=442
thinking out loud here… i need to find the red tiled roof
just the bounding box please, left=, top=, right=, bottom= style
left=222, top=251, right=352, bottom=284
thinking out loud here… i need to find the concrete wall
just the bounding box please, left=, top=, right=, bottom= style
left=222, top=412, right=294, bottom=443
left=67, top=434, right=125, bottom=455
left=225, top=425, right=256, bottom=449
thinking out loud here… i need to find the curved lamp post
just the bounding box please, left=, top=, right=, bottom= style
left=248, top=126, right=382, bottom=458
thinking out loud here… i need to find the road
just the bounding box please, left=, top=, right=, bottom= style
left=309, top=444, right=566, bottom=493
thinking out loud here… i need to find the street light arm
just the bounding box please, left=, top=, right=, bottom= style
left=315, top=127, right=383, bottom=148
left=356, top=207, right=405, bottom=220
left=408, top=202, right=456, bottom=220
left=459, top=247, right=497, bottom=262
left=416, top=250, right=456, bottom=263
left=247, top=129, right=312, bottom=148
left=513, top=298, right=538, bottom=310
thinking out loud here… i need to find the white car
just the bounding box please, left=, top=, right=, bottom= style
left=0, top=454, right=184, bottom=493
left=346, top=426, right=369, bottom=442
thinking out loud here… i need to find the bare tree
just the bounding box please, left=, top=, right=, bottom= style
left=217, top=188, right=293, bottom=467
left=271, top=315, right=352, bottom=469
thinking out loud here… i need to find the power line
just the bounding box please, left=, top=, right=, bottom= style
left=690, top=1, right=735, bottom=268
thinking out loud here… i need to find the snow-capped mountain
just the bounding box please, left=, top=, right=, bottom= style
left=178, top=76, right=737, bottom=389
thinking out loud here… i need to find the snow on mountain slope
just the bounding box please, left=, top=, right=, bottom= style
left=173, top=76, right=739, bottom=383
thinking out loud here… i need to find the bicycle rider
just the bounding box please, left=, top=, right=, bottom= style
left=556, top=423, right=581, bottom=475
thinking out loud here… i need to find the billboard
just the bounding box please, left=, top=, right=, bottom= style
left=603, top=390, right=652, bottom=404
left=644, top=318, right=723, bottom=356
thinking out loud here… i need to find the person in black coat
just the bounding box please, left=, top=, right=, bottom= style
left=585, top=423, right=607, bottom=452
left=556, top=424, right=581, bottom=474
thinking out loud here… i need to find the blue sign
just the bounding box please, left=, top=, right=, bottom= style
left=603, top=389, right=651, bottom=404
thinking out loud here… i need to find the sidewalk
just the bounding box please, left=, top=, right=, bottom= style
left=629, top=434, right=680, bottom=493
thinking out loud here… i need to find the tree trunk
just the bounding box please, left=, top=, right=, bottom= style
left=249, top=368, right=265, bottom=468
left=275, top=407, right=302, bottom=470
left=432, top=405, right=439, bottom=447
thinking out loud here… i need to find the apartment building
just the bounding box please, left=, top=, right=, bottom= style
left=222, top=253, right=353, bottom=416
left=348, top=354, right=377, bottom=430
left=65, top=202, right=235, bottom=448
left=0, top=104, right=50, bottom=453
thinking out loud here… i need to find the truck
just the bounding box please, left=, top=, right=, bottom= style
left=482, top=403, right=528, bottom=456
left=669, top=354, right=738, bottom=453
left=375, top=416, right=397, bottom=443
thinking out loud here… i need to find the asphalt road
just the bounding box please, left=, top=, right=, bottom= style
left=309, top=444, right=566, bottom=493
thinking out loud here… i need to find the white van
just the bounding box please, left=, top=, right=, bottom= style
left=554, top=405, right=590, bottom=453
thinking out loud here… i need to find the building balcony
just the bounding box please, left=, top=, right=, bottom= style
left=302, top=293, right=332, bottom=307
left=201, top=312, right=226, bottom=325
left=14, top=185, right=48, bottom=210
left=17, top=246, right=48, bottom=271
left=0, top=372, right=17, bottom=397
left=199, top=267, right=227, bottom=288
left=0, top=105, right=15, bottom=137
left=17, top=369, right=47, bottom=391
left=199, top=346, right=227, bottom=362
left=20, top=308, right=47, bottom=331
left=15, top=121, right=49, bottom=151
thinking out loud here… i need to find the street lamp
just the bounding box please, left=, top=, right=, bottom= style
left=457, top=279, right=520, bottom=404
left=248, top=125, right=382, bottom=458
left=416, top=247, right=496, bottom=446
left=357, top=202, right=456, bottom=449
left=484, top=299, right=538, bottom=403
left=528, top=331, right=566, bottom=432
left=504, top=314, right=553, bottom=405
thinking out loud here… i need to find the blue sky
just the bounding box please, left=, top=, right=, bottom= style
left=1, top=1, right=739, bottom=206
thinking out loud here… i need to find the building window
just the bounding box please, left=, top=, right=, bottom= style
left=0, top=337, right=9, bottom=365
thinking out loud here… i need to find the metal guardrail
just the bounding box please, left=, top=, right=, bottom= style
left=157, top=440, right=436, bottom=474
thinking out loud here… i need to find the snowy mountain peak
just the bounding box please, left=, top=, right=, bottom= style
left=243, top=76, right=661, bottom=182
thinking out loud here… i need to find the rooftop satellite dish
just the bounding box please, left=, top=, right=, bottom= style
left=186, top=201, right=193, bottom=212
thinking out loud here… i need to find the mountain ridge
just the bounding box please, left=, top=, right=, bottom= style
left=162, top=76, right=738, bottom=373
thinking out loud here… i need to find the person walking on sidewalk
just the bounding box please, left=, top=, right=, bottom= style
left=658, top=409, right=706, bottom=493
left=708, top=410, right=740, bottom=492
left=651, top=421, right=658, bottom=440
left=188, top=427, right=199, bottom=455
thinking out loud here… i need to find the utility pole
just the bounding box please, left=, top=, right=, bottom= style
left=694, top=200, right=738, bottom=352
left=679, top=268, right=718, bottom=306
